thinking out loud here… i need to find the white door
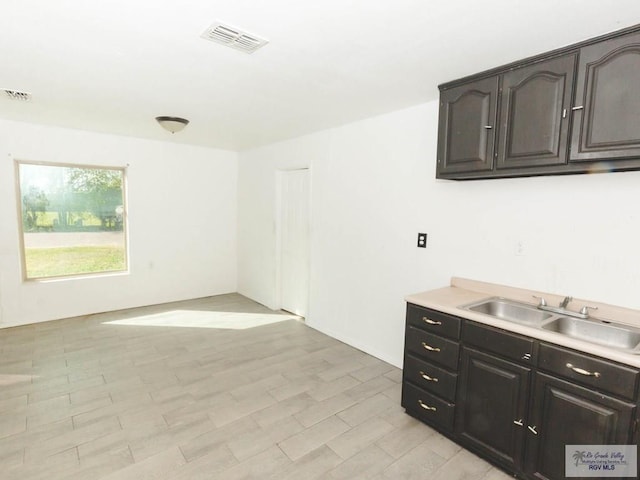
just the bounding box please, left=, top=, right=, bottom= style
left=278, top=169, right=310, bottom=318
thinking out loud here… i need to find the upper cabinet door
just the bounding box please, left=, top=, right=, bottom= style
left=437, top=77, right=499, bottom=176
left=497, top=55, right=576, bottom=169
left=571, top=31, right=640, bottom=162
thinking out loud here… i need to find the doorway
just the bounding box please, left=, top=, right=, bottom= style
left=276, top=168, right=310, bottom=318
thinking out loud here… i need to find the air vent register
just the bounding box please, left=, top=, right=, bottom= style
left=201, top=21, right=268, bottom=54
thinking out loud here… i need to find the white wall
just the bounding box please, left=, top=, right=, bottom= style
left=237, top=100, right=640, bottom=368
left=0, top=119, right=238, bottom=328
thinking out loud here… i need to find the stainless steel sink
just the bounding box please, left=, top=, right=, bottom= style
left=541, top=316, right=640, bottom=351
left=465, top=297, right=553, bottom=325
left=463, top=296, right=640, bottom=353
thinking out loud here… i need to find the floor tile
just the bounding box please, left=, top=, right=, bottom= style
left=215, top=445, right=292, bottom=480
left=327, top=417, right=396, bottom=459
left=0, top=293, right=509, bottom=480
left=227, top=415, right=304, bottom=461
left=274, top=445, right=343, bottom=480
left=327, top=444, right=395, bottom=479
left=337, top=392, right=398, bottom=427
left=382, top=440, right=448, bottom=479
left=294, top=393, right=356, bottom=428
left=278, top=415, right=351, bottom=461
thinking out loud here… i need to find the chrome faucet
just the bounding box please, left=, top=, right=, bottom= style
left=533, top=294, right=597, bottom=319
left=559, top=296, right=573, bottom=309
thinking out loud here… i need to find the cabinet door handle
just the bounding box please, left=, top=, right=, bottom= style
left=422, top=342, right=441, bottom=352
left=522, top=353, right=531, bottom=360
left=572, top=106, right=584, bottom=111
left=513, top=419, right=524, bottom=427
left=484, top=125, right=493, bottom=129
left=422, top=317, right=442, bottom=326
left=528, top=425, right=538, bottom=435
left=566, top=363, right=601, bottom=378
left=419, top=371, right=439, bottom=382
left=418, top=400, right=437, bottom=411
left=562, top=108, right=567, bottom=119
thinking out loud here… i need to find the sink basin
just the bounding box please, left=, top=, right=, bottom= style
left=541, top=317, right=640, bottom=351
left=461, top=296, right=640, bottom=353
left=465, top=297, right=553, bottom=325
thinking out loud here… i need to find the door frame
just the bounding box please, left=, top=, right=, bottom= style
left=275, top=167, right=311, bottom=318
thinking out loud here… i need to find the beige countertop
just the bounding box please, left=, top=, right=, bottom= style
left=405, top=277, right=640, bottom=368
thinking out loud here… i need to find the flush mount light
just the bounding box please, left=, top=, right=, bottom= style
left=155, top=116, right=189, bottom=134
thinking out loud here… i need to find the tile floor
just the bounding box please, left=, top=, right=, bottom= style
left=0, top=294, right=514, bottom=479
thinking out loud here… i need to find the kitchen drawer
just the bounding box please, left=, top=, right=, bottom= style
left=405, top=326, right=460, bottom=370
left=462, top=321, right=536, bottom=365
left=538, top=343, right=639, bottom=401
left=401, top=382, right=455, bottom=431
left=407, top=304, right=461, bottom=339
left=403, top=354, right=458, bottom=401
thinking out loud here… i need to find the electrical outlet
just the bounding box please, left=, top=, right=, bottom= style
left=515, top=240, right=525, bottom=256
left=417, top=233, right=427, bottom=248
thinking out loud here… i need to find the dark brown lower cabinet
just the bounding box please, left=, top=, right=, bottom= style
left=456, top=347, right=531, bottom=472
left=524, top=373, right=636, bottom=480
left=402, top=304, right=640, bottom=480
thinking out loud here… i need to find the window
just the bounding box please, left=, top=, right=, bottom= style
left=16, top=161, right=127, bottom=280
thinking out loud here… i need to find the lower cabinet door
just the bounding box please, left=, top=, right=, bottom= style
left=456, top=347, right=531, bottom=472
left=524, top=373, right=637, bottom=480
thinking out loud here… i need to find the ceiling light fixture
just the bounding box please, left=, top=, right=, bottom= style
left=155, top=116, right=189, bottom=134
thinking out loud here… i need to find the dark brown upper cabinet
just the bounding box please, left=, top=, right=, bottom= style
left=437, top=24, right=640, bottom=180
left=570, top=30, right=640, bottom=162
left=497, top=55, right=576, bottom=169
left=437, top=77, right=498, bottom=175
left=437, top=56, right=575, bottom=178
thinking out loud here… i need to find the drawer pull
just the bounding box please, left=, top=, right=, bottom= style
left=418, top=400, right=437, bottom=411
left=513, top=419, right=524, bottom=427
left=522, top=353, right=531, bottom=360
left=419, top=371, right=439, bottom=382
left=422, top=342, right=441, bottom=352
left=422, top=317, right=442, bottom=326
left=528, top=425, right=538, bottom=435
left=566, top=363, right=601, bottom=378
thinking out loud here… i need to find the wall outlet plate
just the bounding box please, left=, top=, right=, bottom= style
left=417, top=233, right=427, bottom=248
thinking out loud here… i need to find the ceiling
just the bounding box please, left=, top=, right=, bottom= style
left=2, top=1, right=640, bottom=151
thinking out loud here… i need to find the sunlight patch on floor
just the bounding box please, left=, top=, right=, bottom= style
left=102, top=310, right=299, bottom=330
left=0, top=374, right=35, bottom=386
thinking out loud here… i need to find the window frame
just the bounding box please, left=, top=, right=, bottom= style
left=15, top=159, right=129, bottom=282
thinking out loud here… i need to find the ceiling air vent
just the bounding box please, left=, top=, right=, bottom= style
left=201, top=21, right=268, bottom=54
left=3, top=89, right=32, bottom=101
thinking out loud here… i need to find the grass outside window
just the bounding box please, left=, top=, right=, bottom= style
left=25, top=246, right=126, bottom=278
